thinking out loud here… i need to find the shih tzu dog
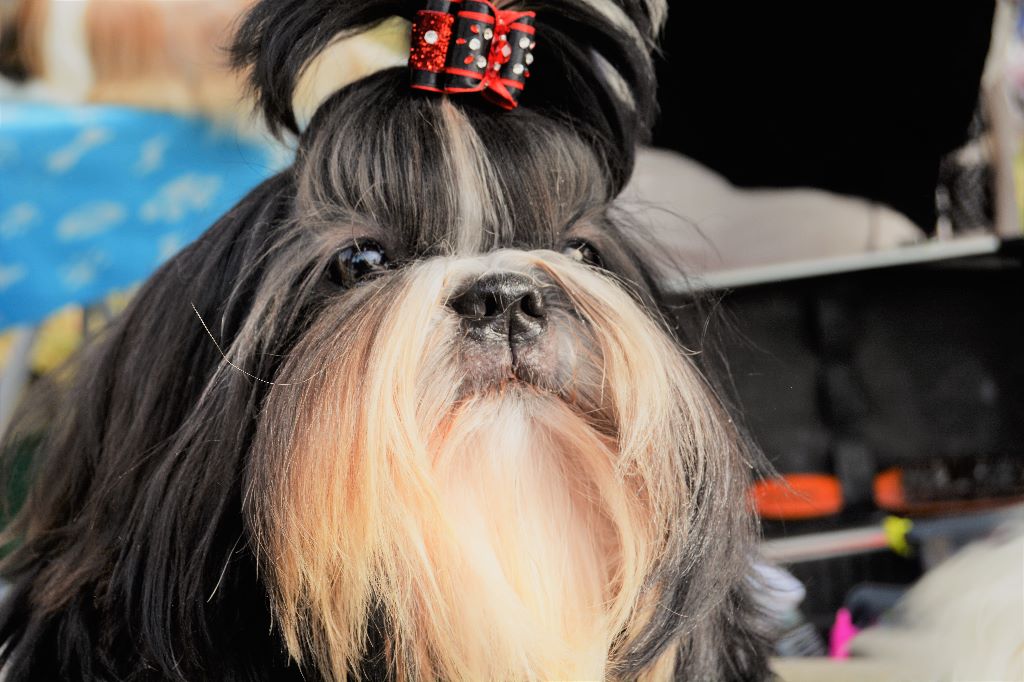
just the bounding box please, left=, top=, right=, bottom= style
left=0, top=0, right=769, bottom=679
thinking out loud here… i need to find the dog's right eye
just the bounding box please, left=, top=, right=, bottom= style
left=327, top=240, right=389, bottom=287
left=562, top=239, right=604, bottom=269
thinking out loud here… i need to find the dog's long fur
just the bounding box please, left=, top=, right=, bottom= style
left=0, top=1, right=769, bottom=679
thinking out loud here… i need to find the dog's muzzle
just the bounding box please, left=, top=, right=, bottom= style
left=449, top=272, right=547, bottom=349
left=448, top=270, right=578, bottom=391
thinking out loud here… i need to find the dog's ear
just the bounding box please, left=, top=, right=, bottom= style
left=232, top=1, right=666, bottom=161
left=0, top=173, right=302, bottom=679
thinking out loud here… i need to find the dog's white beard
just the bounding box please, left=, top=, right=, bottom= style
left=420, top=391, right=637, bottom=680
left=262, top=390, right=652, bottom=681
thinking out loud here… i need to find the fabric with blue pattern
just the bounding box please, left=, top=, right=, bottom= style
left=0, top=102, right=289, bottom=327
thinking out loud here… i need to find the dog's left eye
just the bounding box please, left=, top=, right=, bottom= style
left=562, top=240, right=604, bottom=268
left=327, top=240, right=389, bottom=287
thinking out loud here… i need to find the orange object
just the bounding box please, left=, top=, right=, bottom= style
left=751, top=473, right=844, bottom=520
left=873, top=467, right=1024, bottom=516
left=873, top=468, right=905, bottom=512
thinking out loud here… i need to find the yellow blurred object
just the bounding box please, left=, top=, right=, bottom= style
left=0, top=287, right=135, bottom=376
left=31, top=306, right=85, bottom=374
left=1015, top=145, right=1024, bottom=232
left=883, top=516, right=914, bottom=557
left=0, top=306, right=83, bottom=376
left=0, top=334, right=12, bottom=371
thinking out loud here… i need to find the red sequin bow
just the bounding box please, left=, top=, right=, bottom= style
left=409, top=0, right=537, bottom=110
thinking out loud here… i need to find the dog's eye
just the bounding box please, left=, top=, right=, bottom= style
left=562, top=240, right=604, bottom=268
left=327, top=240, right=389, bottom=287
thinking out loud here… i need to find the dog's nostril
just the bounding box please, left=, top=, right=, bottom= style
left=519, top=290, right=545, bottom=320
left=483, top=291, right=500, bottom=319
left=451, top=289, right=485, bottom=319
left=457, top=295, right=486, bottom=319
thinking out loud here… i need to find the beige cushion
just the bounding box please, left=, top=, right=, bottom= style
left=620, top=148, right=925, bottom=277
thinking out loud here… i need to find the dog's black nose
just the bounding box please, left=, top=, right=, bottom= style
left=450, top=273, right=547, bottom=345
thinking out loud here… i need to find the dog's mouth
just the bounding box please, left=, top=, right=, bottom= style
left=456, top=318, right=588, bottom=398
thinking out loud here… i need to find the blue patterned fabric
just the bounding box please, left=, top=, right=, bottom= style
left=0, top=102, right=290, bottom=327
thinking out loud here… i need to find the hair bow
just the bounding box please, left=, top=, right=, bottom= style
left=410, top=0, right=537, bottom=110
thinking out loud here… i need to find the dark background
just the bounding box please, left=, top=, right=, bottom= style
left=652, top=1, right=996, bottom=233
left=670, top=240, right=1024, bottom=632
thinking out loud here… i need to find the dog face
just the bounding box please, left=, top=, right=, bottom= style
left=232, top=79, right=745, bottom=679
left=0, top=2, right=768, bottom=680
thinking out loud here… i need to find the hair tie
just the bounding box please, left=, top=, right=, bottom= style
left=291, top=3, right=537, bottom=131
left=410, top=1, right=537, bottom=110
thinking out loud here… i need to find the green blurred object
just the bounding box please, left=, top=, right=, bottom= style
left=0, top=433, right=41, bottom=558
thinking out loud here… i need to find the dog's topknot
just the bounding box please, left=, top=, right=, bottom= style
left=232, top=0, right=666, bottom=190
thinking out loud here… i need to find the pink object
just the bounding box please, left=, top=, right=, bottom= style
left=829, top=607, right=860, bottom=659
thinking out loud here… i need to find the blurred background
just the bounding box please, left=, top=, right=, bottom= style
left=1, top=0, right=1023, bottom=677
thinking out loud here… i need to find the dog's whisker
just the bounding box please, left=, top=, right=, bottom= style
left=207, top=534, right=245, bottom=603
left=191, top=302, right=283, bottom=386
left=191, top=302, right=326, bottom=387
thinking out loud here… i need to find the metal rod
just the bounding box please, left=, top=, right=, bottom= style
left=0, top=325, right=38, bottom=443
left=761, top=526, right=889, bottom=564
